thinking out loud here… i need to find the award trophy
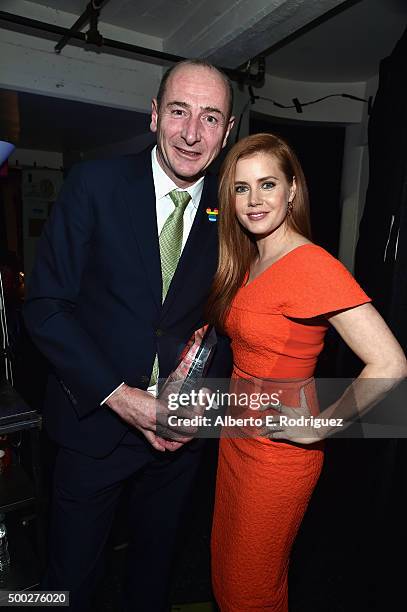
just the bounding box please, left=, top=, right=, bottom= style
left=158, top=324, right=217, bottom=401
left=155, top=325, right=217, bottom=443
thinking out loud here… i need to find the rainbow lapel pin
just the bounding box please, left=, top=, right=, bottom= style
left=206, top=207, right=219, bottom=222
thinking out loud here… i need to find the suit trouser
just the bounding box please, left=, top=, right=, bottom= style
left=41, top=434, right=204, bottom=612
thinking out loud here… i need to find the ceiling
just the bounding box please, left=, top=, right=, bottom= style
left=24, top=0, right=208, bottom=38
left=1, top=0, right=406, bottom=153
left=22, top=0, right=407, bottom=81
left=265, top=0, right=407, bottom=81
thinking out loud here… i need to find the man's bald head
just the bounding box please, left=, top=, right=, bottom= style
left=156, top=59, right=234, bottom=121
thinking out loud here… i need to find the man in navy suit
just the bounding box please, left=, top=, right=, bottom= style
left=24, top=59, right=235, bottom=611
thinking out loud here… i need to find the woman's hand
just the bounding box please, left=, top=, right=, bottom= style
left=259, top=387, right=322, bottom=444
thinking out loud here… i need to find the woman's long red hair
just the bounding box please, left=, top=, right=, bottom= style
left=206, top=132, right=312, bottom=331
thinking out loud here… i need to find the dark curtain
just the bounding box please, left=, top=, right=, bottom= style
left=355, top=27, right=407, bottom=344
left=352, top=26, right=407, bottom=612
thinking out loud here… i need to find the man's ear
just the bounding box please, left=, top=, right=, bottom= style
left=222, top=115, right=235, bottom=148
left=150, top=98, right=158, bottom=133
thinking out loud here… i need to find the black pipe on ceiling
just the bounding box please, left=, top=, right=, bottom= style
left=55, top=1, right=112, bottom=54
left=0, top=10, right=265, bottom=85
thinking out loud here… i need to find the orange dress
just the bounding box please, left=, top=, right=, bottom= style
left=211, top=244, right=371, bottom=611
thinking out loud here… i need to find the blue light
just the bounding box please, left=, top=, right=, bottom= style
left=0, top=141, right=15, bottom=166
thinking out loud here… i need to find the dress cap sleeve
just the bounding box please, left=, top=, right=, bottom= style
left=281, top=245, right=371, bottom=318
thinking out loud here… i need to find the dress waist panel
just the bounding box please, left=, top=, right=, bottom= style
left=231, top=364, right=320, bottom=418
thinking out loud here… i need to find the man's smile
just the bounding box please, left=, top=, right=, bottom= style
left=173, top=146, right=202, bottom=159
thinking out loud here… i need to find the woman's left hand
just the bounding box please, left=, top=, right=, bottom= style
left=259, top=387, right=322, bottom=444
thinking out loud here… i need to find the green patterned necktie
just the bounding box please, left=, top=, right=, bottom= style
left=150, top=189, right=191, bottom=386
left=160, top=190, right=191, bottom=300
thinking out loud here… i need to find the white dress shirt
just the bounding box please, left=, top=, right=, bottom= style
left=152, top=146, right=204, bottom=246
left=101, top=146, right=205, bottom=404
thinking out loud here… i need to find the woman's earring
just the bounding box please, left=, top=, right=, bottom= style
left=287, top=200, right=293, bottom=215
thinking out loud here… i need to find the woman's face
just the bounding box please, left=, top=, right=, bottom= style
left=234, top=152, right=296, bottom=238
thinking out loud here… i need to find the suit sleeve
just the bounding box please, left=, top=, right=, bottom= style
left=23, top=163, right=124, bottom=418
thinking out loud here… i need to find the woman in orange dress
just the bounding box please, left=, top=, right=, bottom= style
left=207, top=133, right=407, bottom=611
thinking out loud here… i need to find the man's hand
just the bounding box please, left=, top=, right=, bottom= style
left=105, top=383, right=208, bottom=451
left=105, top=384, right=180, bottom=451
left=156, top=384, right=212, bottom=444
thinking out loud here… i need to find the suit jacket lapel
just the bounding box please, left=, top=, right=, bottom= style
left=122, top=150, right=162, bottom=307
left=161, top=173, right=218, bottom=318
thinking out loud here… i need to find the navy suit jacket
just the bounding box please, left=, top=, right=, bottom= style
left=24, top=148, right=232, bottom=457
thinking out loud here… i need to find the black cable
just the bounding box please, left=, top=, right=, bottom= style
left=234, top=87, right=372, bottom=141
left=257, top=92, right=371, bottom=111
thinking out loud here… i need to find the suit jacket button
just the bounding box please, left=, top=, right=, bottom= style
left=155, top=328, right=164, bottom=337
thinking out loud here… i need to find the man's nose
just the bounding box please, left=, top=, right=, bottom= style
left=181, top=116, right=201, bottom=145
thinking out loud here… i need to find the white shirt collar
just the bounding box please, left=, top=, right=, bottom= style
left=151, top=146, right=204, bottom=208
